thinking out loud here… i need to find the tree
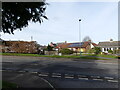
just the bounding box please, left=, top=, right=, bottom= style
left=59, top=48, right=73, bottom=55
left=82, top=36, right=92, bottom=42
left=1, top=1, right=48, bottom=34
left=46, top=44, right=53, bottom=51
left=94, top=47, right=101, bottom=54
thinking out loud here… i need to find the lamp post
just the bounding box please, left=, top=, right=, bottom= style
left=79, top=19, right=81, bottom=56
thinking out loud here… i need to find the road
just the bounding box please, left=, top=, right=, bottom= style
left=2, top=56, right=119, bottom=88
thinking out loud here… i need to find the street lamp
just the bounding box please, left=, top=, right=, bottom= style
left=79, top=19, right=82, bottom=56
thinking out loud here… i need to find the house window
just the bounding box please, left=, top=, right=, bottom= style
left=104, top=48, right=106, bottom=51
left=107, top=48, right=109, bottom=51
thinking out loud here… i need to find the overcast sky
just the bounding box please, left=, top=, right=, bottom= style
left=1, top=1, right=118, bottom=45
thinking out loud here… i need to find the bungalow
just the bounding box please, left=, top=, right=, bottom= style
left=55, top=41, right=97, bottom=53
left=98, top=39, right=120, bottom=54
left=68, top=42, right=97, bottom=53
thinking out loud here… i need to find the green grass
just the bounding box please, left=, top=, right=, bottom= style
left=0, top=53, right=117, bottom=60
left=96, top=54, right=117, bottom=59
left=2, top=81, right=18, bottom=88
left=0, top=53, right=104, bottom=60
left=0, top=53, right=40, bottom=57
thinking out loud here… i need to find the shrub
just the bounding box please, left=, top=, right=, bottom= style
left=108, top=50, right=113, bottom=54
left=59, top=48, right=73, bottom=55
left=87, top=48, right=96, bottom=54
left=94, top=47, right=101, bottom=54
left=113, top=49, right=120, bottom=54
left=87, top=47, right=101, bottom=54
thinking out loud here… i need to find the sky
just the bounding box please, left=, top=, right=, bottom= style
left=1, top=1, right=118, bottom=45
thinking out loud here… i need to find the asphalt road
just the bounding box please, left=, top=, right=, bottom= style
left=2, top=56, right=119, bottom=88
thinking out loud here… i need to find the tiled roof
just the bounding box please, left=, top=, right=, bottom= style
left=98, top=41, right=120, bottom=47
left=56, top=43, right=72, bottom=49
left=92, top=43, right=98, bottom=46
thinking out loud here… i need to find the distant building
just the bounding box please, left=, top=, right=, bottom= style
left=0, top=39, right=39, bottom=54
left=98, top=39, right=120, bottom=53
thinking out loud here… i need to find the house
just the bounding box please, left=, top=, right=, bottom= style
left=98, top=39, right=120, bottom=54
left=68, top=42, right=97, bottom=53
left=0, top=39, right=39, bottom=54
left=54, top=41, right=97, bottom=53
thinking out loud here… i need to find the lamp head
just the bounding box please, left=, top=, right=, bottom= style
left=79, top=19, right=81, bottom=21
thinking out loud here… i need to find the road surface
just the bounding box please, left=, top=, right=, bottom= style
left=2, top=56, right=119, bottom=88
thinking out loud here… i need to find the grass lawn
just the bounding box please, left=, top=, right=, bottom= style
left=96, top=54, right=117, bottom=59
left=1, top=53, right=118, bottom=60
left=2, top=81, right=18, bottom=88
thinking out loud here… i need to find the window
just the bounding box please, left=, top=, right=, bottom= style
left=107, top=48, right=109, bottom=51
left=104, top=48, right=106, bottom=51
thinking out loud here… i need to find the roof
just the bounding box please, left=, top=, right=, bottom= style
left=68, top=42, right=90, bottom=48
left=68, top=42, right=83, bottom=48
left=92, top=43, right=98, bottom=46
left=56, top=43, right=72, bottom=49
left=98, top=41, right=120, bottom=47
left=56, top=41, right=97, bottom=49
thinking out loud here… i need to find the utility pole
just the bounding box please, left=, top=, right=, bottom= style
left=31, top=36, right=33, bottom=41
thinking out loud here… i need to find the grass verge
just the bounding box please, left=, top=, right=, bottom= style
left=1, top=53, right=117, bottom=60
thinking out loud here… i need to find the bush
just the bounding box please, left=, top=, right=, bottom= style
left=59, top=48, right=73, bottom=55
left=113, top=49, right=120, bottom=54
left=94, top=47, right=101, bottom=54
left=108, top=50, right=113, bottom=54
left=87, top=47, right=101, bottom=54
left=87, top=48, right=96, bottom=54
